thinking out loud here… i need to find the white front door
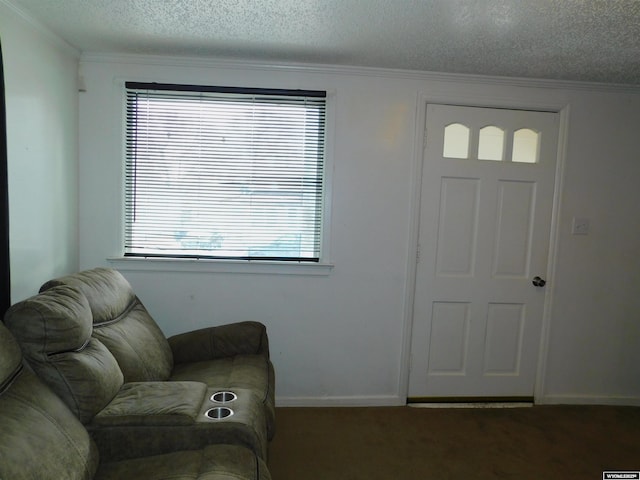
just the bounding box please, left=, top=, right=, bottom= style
left=408, top=104, right=559, bottom=399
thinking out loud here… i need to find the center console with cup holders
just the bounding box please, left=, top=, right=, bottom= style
left=88, top=384, right=268, bottom=461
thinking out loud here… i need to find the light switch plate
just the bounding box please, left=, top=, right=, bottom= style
left=572, top=217, right=590, bottom=235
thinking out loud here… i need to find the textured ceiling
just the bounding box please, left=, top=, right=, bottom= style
left=7, top=0, right=640, bottom=85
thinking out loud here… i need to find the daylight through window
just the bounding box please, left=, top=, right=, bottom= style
left=124, top=82, right=327, bottom=261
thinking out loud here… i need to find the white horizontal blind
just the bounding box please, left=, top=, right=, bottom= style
left=125, top=83, right=326, bottom=261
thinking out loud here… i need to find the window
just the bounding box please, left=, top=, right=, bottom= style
left=124, top=82, right=327, bottom=262
left=478, top=126, right=505, bottom=161
left=512, top=128, right=540, bottom=164
left=442, top=123, right=469, bottom=159
left=442, top=123, right=540, bottom=164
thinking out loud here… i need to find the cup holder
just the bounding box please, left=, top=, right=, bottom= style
left=210, top=391, right=237, bottom=403
left=205, top=406, right=234, bottom=420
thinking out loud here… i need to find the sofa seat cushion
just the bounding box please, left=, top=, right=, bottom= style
left=93, top=381, right=207, bottom=427
left=94, top=444, right=271, bottom=480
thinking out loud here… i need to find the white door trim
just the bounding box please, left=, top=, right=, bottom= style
left=398, top=92, right=570, bottom=403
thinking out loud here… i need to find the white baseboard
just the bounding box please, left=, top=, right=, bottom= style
left=275, top=395, right=404, bottom=407
left=537, top=394, right=640, bottom=407
left=276, top=394, right=640, bottom=408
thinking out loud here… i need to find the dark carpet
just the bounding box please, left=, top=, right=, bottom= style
left=268, top=405, right=640, bottom=479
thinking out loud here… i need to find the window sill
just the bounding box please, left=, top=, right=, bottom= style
left=107, top=256, right=334, bottom=276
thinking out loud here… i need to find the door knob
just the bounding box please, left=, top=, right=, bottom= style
left=532, top=276, right=546, bottom=287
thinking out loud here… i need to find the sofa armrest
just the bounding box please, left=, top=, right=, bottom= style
left=168, top=321, right=270, bottom=364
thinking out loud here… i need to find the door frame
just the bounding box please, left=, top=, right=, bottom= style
left=399, top=91, right=571, bottom=404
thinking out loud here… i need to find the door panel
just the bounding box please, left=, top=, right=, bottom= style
left=493, top=180, right=535, bottom=278
left=436, top=178, right=479, bottom=276
left=428, top=302, right=471, bottom=374
left=409, top=104, right=559, bottom=399
left=484, top=303, right=525, bottom=375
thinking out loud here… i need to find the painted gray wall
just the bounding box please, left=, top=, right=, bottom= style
left=78, top=56, right=640, bottom=406
left=0, top=3, right=79, bottom=302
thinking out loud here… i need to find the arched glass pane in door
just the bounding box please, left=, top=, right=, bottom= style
left=512, top=128, right=540, bottom=164
left=443, top=123, right=470, bottom=159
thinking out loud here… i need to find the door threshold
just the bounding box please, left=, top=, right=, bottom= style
left=408, top=402, right=533, bottom=409
left=407, top=396, right=533, bottom=408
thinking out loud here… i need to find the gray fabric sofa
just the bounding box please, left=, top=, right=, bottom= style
left=0, top=320, right=271, bottom=479
left=39, top=267, right=276, bottom=441
left=2, top=267, right=276, bottom=475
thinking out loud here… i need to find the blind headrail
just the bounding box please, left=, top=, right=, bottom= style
left=125, top=81, right=327, bottom=98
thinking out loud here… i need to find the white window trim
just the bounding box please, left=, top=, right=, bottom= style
left=110, top=78, right=336, bottom=275
left=107, top=255, right=334, bottom=276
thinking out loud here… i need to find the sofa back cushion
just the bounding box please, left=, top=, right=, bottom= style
left=40, top=267, right=174, bottom=382
left=4, top=285, right=124, bottom=424
left=0, top=322, right=99, bottom=480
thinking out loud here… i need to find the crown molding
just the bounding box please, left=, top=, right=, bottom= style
left=1, top=0, right=80, bottom=59
left=80, top=51, right=640, bottom=95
